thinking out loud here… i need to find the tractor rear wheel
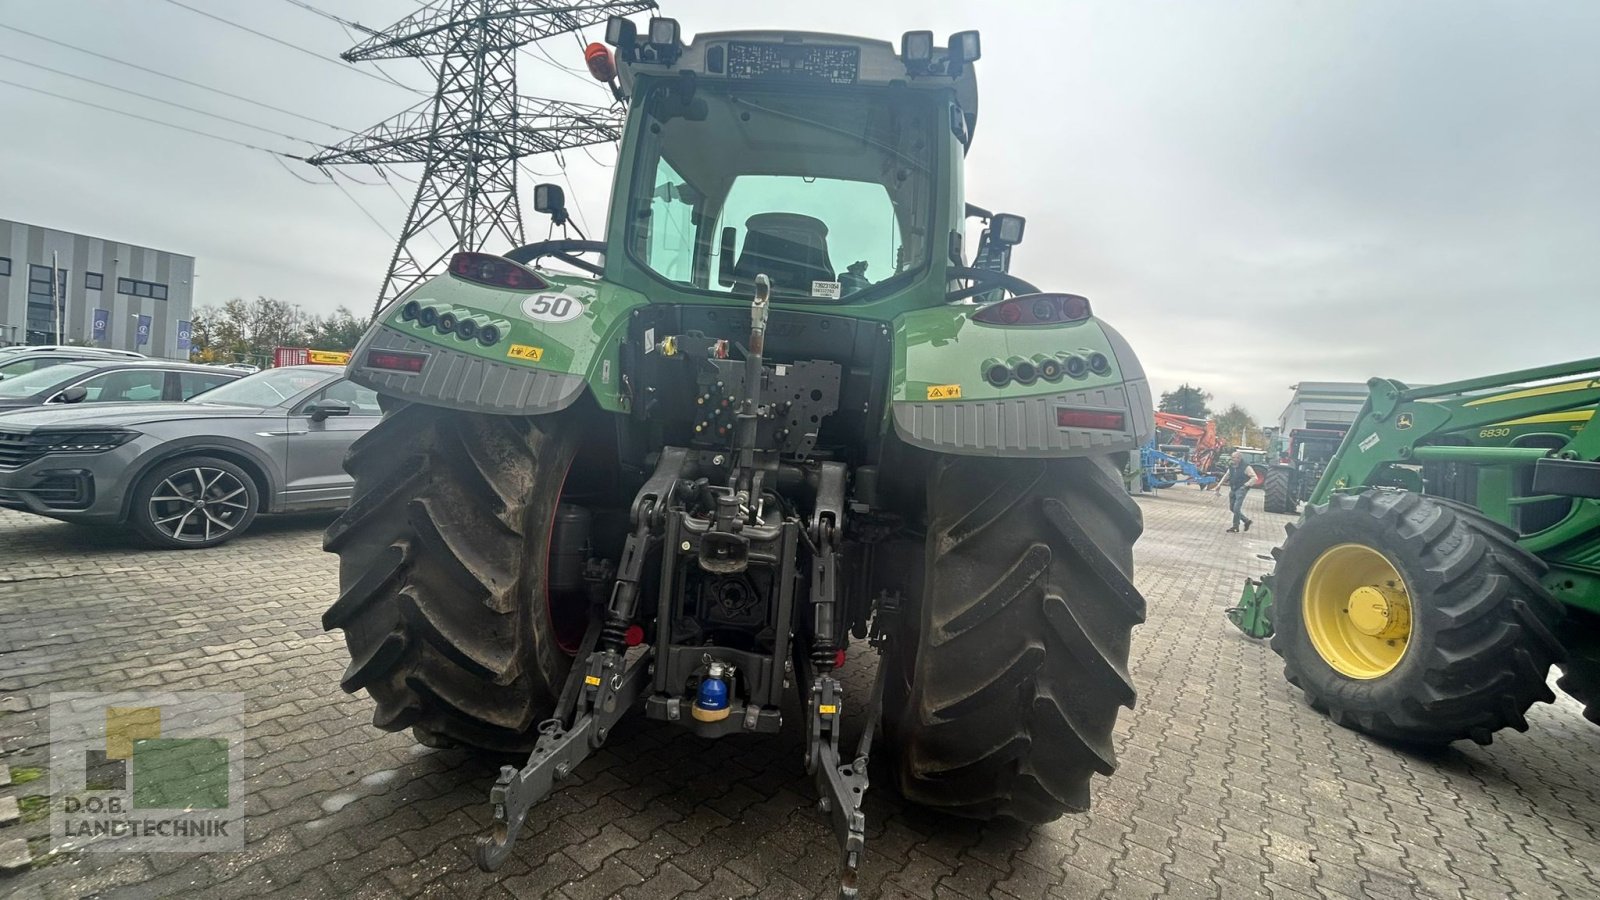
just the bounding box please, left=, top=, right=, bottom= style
left=1270, top=490, right=1564, bottom=745
left=881, top=453, right=1146, bottom=822
left=321, top=403, right=582, bottom=752
left=1263, top=466, right=1296, bottom=514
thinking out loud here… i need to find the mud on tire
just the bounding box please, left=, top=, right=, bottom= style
left=1271, top=490, right=1565, bottom=745
left=880, top=453, right=1146, bottom=822
left=321, top=403, right=578, bottom=752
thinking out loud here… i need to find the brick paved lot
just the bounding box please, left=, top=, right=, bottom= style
left=3, top=489, right=1599, bottom=899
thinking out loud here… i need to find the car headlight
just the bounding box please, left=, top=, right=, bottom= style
left=27, top=430, right=140, bottom=453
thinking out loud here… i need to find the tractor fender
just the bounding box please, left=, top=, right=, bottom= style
left=345, top=273, right=645, bottom=415
left=888, top=304, right=1154, bottom=457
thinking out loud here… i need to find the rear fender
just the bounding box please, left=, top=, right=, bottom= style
left=889, top=304, right=1153, bottom=457
left=346, top=272, right=645, bottom=415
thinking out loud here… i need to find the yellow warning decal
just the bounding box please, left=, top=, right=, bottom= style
left=507, top=344, right=544, bottom=361
left=583, top=675, right=601, bottom=686
left=818, top=704, right=838, bottom=715
left=926, top=384, right=962, bottom=400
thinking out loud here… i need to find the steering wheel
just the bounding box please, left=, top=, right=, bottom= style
left=505, top=239, right=607, bottom=278
left=945, top=266, right=1041, bottom=303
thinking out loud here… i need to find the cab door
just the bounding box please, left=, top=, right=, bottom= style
left=282, top=378, right=382, bottom=508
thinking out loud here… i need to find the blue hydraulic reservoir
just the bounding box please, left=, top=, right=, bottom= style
left=692, top=661, right=732, bottom=722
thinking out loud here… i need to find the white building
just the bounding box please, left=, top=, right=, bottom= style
left=1279, top=381, right=1370, bottom=433
left=0, top=218, right=196, bottom=359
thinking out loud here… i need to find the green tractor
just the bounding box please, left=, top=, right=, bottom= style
left=322, top=18, right=1153, bottom=895
left=1229, top=358, right=1600, bottom=744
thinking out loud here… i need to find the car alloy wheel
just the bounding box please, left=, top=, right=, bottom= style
left=146, top=466, right=252, bottom=544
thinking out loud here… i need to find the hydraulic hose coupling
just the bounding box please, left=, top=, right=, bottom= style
left=1008, top=355, right=1038, bottom=386
left=693, top=661, right=733, bottom=722
left=982, top=357, right=1011, bottom=387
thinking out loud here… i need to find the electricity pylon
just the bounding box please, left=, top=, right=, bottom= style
left=308, top=0, right=654, bottom=313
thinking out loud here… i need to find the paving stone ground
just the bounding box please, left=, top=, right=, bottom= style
left=2, top=489, right=1599, bottom=899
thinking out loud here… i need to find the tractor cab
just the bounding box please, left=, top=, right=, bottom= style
left=602, top=23, right=979, bottom=310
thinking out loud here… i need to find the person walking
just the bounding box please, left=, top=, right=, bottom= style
left=1226, top=454, right=1254, bottom=533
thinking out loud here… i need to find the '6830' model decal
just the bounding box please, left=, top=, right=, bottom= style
left=520, top=292, right=584, bottom=323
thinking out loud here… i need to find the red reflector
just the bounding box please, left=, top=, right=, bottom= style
left=624, top=624, right=645, bottom=647
left=1057, top=408, right=1126, bottom=431
left=972, top=292, right=1093, bottom=326
left=834, top=649, right=847, bottom=669
left=366, top=350, right=427, bottom=373
left=585, top=42, right=617, bottom=81
left=448, top=252, right=547, bottom=292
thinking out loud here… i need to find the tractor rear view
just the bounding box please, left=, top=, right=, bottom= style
left=321, top=18, right=1153, bottom=896
left=1261, top=427, right=1345, bottom=514
left=1230, top=358, right=1600, bottom=744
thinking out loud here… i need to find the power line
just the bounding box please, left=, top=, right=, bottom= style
left=328, top=172, right=400, bottom=241
left=0, top=50, right=330, bottom=149
left=0, top=75, right=305, bottom=159
left=0, top=21, right=354, bottom=132
left=277, top=0, right=376, bottom=36
left=156, top=0, right=428, bottom=94
left=278, top=0, right=428, bottom=95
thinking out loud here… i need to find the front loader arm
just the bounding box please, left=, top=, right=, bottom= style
left=1309, top=358, right=1600, bottom=506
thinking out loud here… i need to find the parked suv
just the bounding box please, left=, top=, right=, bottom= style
left=0, top=347, right=148, bottom=381
left=0, top=359, right=242, bottom=412
left=0, top=365, right=382, bottom=548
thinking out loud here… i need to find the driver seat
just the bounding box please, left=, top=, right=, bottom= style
left=732, top=213, right=834, bottom=294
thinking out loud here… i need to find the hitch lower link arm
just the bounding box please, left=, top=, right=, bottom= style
left=807, top=599, right=896, bottom=897
left=474, top=643, right=653, bottom=871
left=475, top=469, right=675, bottom=871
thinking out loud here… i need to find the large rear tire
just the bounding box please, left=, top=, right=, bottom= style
left=1556, top=610, right=1600, bottom=725
left=321, top=403, right=579, bottom=752
left=1263, top=466, right=1296, bottom=514
left=880, top=453, right=1146, bottom=822
left=1271, top=490, right=1565, bottom=745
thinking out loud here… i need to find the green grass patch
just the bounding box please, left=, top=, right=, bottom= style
left=10, top=766, right=44, bottom=786
left=18, top=794, right=49, bottom=824
left=26, top=835, right=62, bottom=870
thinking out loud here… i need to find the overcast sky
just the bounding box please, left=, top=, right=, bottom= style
left=3, top=0, right=1597, bottom=420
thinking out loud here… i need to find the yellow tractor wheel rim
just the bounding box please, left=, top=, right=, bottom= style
left=1302, top=543, right=1413, bottom=679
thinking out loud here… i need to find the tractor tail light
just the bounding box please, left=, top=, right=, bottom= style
left=448, top=252, right=547, bottom=292
left=367, top=350, right=428, bottom=373
left=1057, top=408, right=1125, bottom=431
left=972, top=292, right=1092, bottom=326
left=585, top=43, right=617, bottom=81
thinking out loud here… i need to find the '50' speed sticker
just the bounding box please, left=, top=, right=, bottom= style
left=521, top=292, right=584, bottom=323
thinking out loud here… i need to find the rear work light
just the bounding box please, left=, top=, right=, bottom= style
left=448, top=252, right=547, bottom=292
left=366, top=350, right=428, bottom=373
left=1057, top=408, right=1126, bottom=431
left=972, top=293, right=1092, bottom=326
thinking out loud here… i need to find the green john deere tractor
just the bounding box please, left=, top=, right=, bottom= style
left=1229, top=358, right=1600, bottom=745
left=322, top=18, right=1153, bottom=895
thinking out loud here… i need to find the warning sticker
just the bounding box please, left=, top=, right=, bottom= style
left=818, top=704, right=838, bottom=715
left=811, top=280, right=842, bottom=299
left=1358, top=433, right=1381, bottom=452
left=583, top=675, right=601, bottom=687
left=926, top=384, right=962, bottom=400
left=507, top=344, right=544, bottom=361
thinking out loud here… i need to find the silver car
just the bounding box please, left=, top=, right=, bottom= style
left=0, top=365, right=380, bottom=548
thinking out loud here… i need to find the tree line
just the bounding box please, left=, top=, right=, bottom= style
left=188, top=297, right=367, bottom=367
left=1158, top=383, right=1269, bottom=449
